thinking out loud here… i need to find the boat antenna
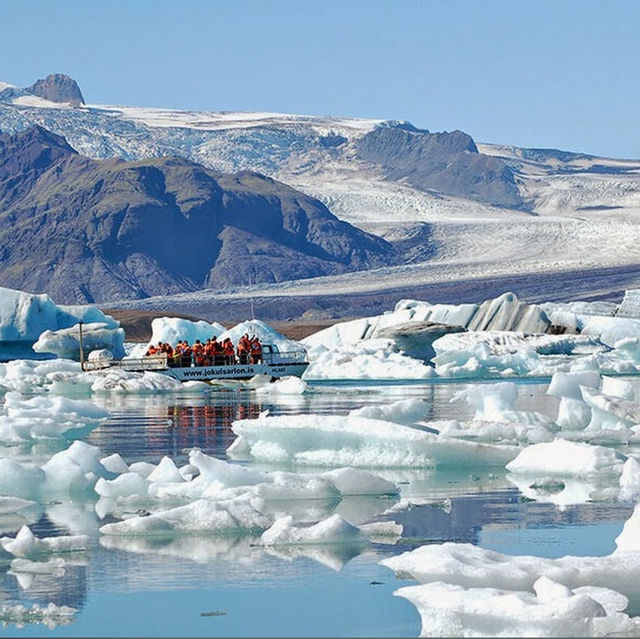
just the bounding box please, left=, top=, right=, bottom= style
left=78, top=321, right=85, bottom=371
left=249, top=270, right=255, bottom=320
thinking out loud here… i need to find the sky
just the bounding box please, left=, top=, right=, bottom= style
left=1, top=0, right=639, bottom=158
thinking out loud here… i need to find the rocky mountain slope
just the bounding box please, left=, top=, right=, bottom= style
left=1, top=75, right=639, bottom=312
left=0, top=126, right=393, bottom=303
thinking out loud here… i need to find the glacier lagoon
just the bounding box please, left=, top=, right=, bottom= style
left=0, top=377, right=638, bottom=637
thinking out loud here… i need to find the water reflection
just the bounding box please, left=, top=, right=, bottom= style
left=0, top=379, right=637, bottom=636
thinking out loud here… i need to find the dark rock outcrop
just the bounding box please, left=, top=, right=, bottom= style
left=356, top=125, right=523, bottom=208
left=24, top=74, right=85, bottom=106
left=0, top=126, right=394, bottom=303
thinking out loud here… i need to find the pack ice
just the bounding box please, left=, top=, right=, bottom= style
left=380, top=504, right=640, bottom=637
left=97, top=448, right=401, bottom=543
left=302, top=290, right=640, bottom=379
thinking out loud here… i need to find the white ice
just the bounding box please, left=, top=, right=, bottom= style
left=33, top=322, right=126, bottom=360
left=0, top=286, right=117, bottom=342
left=1, top=525, right=87, bottom=559
left=393, top=577, right=639, bottom=637
left=230, top=413, right=518, bottom=468
left=0, top=392, right=107, bottom=442
left=506, top=440, right=626, bottom=477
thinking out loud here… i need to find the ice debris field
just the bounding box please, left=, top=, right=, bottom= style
left=2, top=285, right=640, bottom=634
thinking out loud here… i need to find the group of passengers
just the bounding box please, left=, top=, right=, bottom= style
left=145, top=334, right=263, bottom=367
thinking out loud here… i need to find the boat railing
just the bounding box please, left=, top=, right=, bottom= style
left=82, top=355, right=168, bottom=372
left=82, top=346, right=308, bottom=372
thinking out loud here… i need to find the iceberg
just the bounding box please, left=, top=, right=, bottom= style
left=0, top=525, right=88, bottom=558
left=229, top=413, right=518, bottom=468
left=505, top=440, right=626, bottom=477
left=393, top=577, right=639, bottom=637
left=33, top=322, right=126, bottom=360
left=0, top=286, right=117, bottom=342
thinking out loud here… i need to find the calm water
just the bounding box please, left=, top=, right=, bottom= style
left=0, top=379, right=637, bottom=637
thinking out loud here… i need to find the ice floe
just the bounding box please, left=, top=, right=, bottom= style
left=1, top=525, right=88, bottom=559
left=0, top=392, right=107, bottom=442
left=259, top=513, right=402, bottom=546
left=393, top=577, right=640, bottom=637
left=33, top=322, right=126, bottom=360
left=229, top=412, right=518, bottom=468
left=381, top=507, right=640, bottom=637
left=506, top=440, right=626, bottom=478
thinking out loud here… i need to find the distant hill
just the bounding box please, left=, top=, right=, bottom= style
left=0, top=126, right=394, bottom=303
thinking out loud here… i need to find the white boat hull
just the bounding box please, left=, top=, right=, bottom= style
left=161, top=361, right=308, bottom=382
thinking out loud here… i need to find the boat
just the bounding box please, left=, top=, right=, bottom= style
left=77, top=324, right=309, bottom=382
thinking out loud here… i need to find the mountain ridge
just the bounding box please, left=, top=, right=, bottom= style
left=0, top=126, right=394, bottom=303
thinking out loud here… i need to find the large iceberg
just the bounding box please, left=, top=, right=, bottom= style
left=0, top=286, right=117, bottom=342
left=33, top=322, right=126, bottom=360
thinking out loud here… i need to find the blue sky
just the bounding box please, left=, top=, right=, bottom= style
left=2, top=0, right=639, bottom=158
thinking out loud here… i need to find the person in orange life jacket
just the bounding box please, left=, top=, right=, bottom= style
left=250, top=336, right=262, bottom=364
left=192, top=340, right=205, bottom=366
left=237, top=333, right=251, bottom=364
left=203, top=338, right=214, bottom=365
left=145, top=344, right=157, bottom=356
left=223, top=338, right=235, bottom=365
left=181, top=341, right=193, bottom=367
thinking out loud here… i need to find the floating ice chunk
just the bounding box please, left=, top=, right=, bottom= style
left=260, top=513, right=401, bottom=546
left=94, top=472, right=149, bottom=499
left=41, top=441, right=112, bottom=496
left=547, top=371, right=601, bottom=401
left=231, top=413, right=518, bottom=468
left=581, top=316, right=640, bottom=348
left=254, top=376, right=308, bottom=396
left=33, top=323, right=125, bottom=360
left=580, top=386, right=640, bottom=428
left=433, top=332, right=606, bottom=379
left=89, top=369, right=184, bottom=393
left=0, top=458, right=46, bottom=500
left=602, top=376, right=635, bottom=401
left=393, top=577, right=639, bottom=638
left=318, top=468, right=398, bottom=496
left=615, top=503, right=640, bottom=552
left=380, top=541, right=640, bottom=601
left=619, top=457, right=640, bottom=502
left=304, top=338, right=434, bottom=380
left=506, top=440, right=625, bottom=477
left=0, top=392, right=107, bottom=442
left=0, top=359, right=84, bottom=396
left=1, top=525, right=87, bottom=558
left=128, top=462, right=157, bottom=479
left=99, top=453, right=129, bottom=475
left=349, top=399, right=430, bottom=425
left=99, top=497, right=271, bottom=536
left=147, top=456, right=185, bottom=484
left=0, top=602, right=76, bottom=629
left=453, top=382, right=518, bottom=421
left=0, top=286, right=116, bottom=342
